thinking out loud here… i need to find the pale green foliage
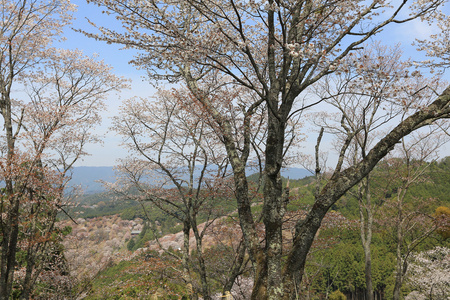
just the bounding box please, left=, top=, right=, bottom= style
left=329, top=290, right=346, bottom=300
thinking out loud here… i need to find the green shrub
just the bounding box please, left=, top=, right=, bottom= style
left=329, top=290, right=346, bottom=300
left=127, top=238, right=135, bottom=251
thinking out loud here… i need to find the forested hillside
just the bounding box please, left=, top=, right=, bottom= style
left=54, top=157, right=450, bottom=299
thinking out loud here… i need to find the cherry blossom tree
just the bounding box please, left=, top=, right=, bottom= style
left=312, top=43, right=411, bottom=300
left=0, top=1, right=126, bottom=298
left=110, top=87, right=256, bottom=299
left=376, top=128, right=449, bottom=300
left=83, top=0, right=450, bottom=298
left=311, top=42, right=449, bottom=300
left=405, top=246, right=450, bottom=300
left=14, top=49, right=125, bottom=299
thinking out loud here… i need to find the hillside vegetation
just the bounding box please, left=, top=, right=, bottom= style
left=56, top=157, right=450, bottom=299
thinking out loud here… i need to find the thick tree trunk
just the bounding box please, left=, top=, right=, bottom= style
left=250, top=252, right=268, bottom=300
left=282, top=197, right=331, bottom=300
left=263, top=178, right=284, bottom=298
left=250, top=77, right=288, bottom=298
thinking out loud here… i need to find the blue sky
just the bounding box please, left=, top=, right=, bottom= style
left=60, top=1, right=155, bottom=166
left=65, top=1, right=450, bottom=167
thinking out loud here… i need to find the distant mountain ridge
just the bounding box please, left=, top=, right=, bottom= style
left=69, top=166, right=117, bottom=193
left=281, top=167, right=312, bottom=179
left=69, top=166, right=311, bottom=193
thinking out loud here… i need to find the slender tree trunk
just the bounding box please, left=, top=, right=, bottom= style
left=0, top=69, right=19, bottom=300
left=182, top=221, right=196, bottom=300
left=182, top=68, right=262, bottom=277
left=359, top=179, right=374, bottom=300
left=0, top=197, right=20, bottom=300
left=222, top=239, right=246, bottom=294
left=21, top=196, right=39, bottom=300
left=228, top=159, right=264, bottom=300
left=20, top=247, right=36, bottom=300
left=191, top=220, right=211, bottom=300
left=393, top=190, right=405, bottom=300
left=393, top=218, right=403, bottom=300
